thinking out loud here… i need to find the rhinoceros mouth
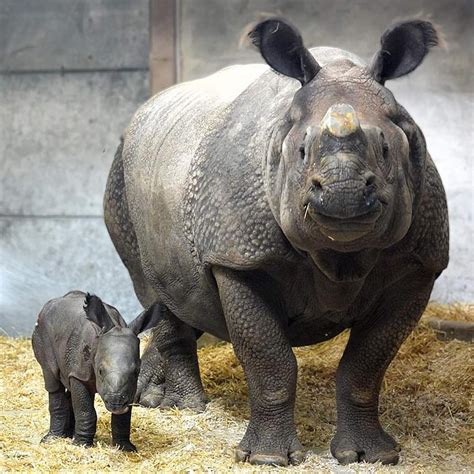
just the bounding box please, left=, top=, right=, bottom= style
left=318, top=225, right=372, bottom=242
left=105, top=404, right=130, bottom=415
left=303, top=201, right=382, bottom=242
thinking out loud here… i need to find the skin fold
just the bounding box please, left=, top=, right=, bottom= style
left=104, top=17, right=448, bottom=466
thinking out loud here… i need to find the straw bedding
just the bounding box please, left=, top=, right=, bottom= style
left=0, top=304, right=472, bottom=472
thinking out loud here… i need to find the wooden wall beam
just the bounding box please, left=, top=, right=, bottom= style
left=149, top=0, right=177, bottom=95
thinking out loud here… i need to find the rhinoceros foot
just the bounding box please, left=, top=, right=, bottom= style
left=72, top=436, right=93, bottom=448
left=115, top=440, right=137, bottom=452
left=235, top=419, right=305, bottom=466
left=159, top=390, right=208, bottom=413
left=137, top=379, right=208, bottom=412
left=136, top=382, right=165, bottom=408
left=330, top=425, right=400, bottom=465
left=40, top=431, right=73, bottom=443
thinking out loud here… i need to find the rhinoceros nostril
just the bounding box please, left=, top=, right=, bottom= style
left=311, top=177, right=323, bottom=192
left=359, top=174, right=378, bottom=209
left=365, top=174, right=376, bottom=187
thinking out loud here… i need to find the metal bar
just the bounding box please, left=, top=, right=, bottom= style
left=426, top=318, right=474, bottom=343
left=149, top=0, right=177, bottom=95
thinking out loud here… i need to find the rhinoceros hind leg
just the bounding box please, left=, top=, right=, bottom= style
left=136, top=381, right=165, bottom=408
left=140, top=307, right=208, bottom=412
left=135, top=335, right=166, bottom=408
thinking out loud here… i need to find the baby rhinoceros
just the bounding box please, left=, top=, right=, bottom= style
left=32, top=290, right=160, bottom=451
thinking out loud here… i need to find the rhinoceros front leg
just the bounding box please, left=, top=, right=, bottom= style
left=214, top=267, right=304, bottom=467
left=41, top=386, right=74, bottom=442
left=70, top=378, right=97, bottom=447
left=111, top=408, right=136, bottom=452
left=331, top=272, right=435, bottom=465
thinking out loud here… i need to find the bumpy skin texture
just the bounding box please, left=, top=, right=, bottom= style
left=104, top=143, right=207, bottom=411
left=134, top=331, right=166, bottom=408
left=32, top=291, right=147, bottom=451
left=134, top=308, right=208, bottom=411
left=104, top=23, right=448, bottom=466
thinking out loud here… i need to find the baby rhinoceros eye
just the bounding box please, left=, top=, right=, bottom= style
left=299, top=130, right=310, bottom=161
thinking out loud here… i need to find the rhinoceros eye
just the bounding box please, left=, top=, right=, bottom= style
left=379, top=132, right=389, bottom=159
left=376, top=131, right=392, bottom=176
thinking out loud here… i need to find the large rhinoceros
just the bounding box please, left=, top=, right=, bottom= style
left=104, top=17, right=448, bottom=466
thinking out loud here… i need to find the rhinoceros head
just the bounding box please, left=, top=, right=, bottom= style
left=249, top=17, right=442, bottom=252
left=84, top=295, right=161, bottom=414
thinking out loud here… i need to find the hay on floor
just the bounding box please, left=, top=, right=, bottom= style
left=0, top=304, right=472, bottom=472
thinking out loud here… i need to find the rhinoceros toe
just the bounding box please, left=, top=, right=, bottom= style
left=159, top=392, right=208, bottom=413
left=331, top=427, right=400, bottom=465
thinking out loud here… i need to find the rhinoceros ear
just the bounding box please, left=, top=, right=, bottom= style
left=128, top=303, right=163, bottom=336
left=84, top=293, right=115, bottom=333
left=370, top=19, right=444, bottom=84
left=244, top=17, right=321, bottom=85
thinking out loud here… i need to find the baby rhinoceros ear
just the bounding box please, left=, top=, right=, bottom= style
left=370, top=19, right=444, bottom=84
left=83, top=293, right=115, bottom=333
left=128, top=303, right=163, bottom=336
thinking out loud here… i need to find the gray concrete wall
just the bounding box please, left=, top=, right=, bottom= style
left=0, top=0, right=149, bottom=335
left=1, top=0, right=472, bottom=336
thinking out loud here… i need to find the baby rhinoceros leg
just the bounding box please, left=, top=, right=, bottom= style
left=111, top=408, right=136, bottom=452
left=41, top=386, right=75, bottom=442
left=70, top=378, right=97, bottom=448
left=33, top=326, right=75, bottom=441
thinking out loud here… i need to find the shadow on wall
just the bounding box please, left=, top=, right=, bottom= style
left=0, top=249, right=60, bottom=336
left=0, top=232, right=142, bottom=337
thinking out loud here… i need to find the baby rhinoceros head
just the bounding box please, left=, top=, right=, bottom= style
left=84, top=294, right=161, bottom=415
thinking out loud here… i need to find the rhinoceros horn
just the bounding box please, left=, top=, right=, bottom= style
left=320, top=103, right=361, bottom=138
